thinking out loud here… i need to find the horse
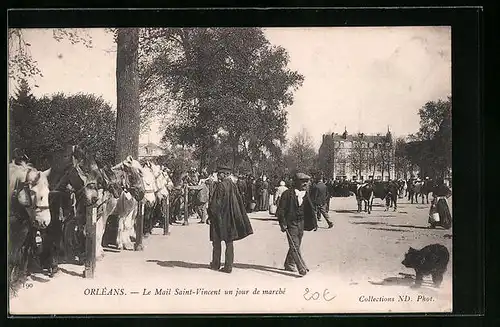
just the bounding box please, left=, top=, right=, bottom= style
left=9, top=161, right=51, bottom=286
left=149, top=163, right=174, bottom=230
left=108, top=156, right=146, bottom=251
left=349, top=182, right=374, bottom=214
left=372, top=181, right=399, bottom=212
left=45, top=145, right=105, bottom=274
left=417, top=179, right=435, bottom=204
left=139, top=160, right=160, bottom=237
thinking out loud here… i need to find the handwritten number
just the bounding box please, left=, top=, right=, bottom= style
left=323, top=289, right=336, bottom=301
left=303, top=288, right=336, bottom=301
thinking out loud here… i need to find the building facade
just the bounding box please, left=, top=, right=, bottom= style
left=318, top=128, right=395, bottom=182
left=138, top=143, right=166, bottom=161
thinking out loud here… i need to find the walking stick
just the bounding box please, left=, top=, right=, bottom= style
left=285, top=229, right=309, bottom=272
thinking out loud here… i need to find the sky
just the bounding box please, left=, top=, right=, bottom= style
left=9, top=27, right=451, bottom=150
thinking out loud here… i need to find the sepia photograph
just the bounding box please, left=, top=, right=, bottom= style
left=8, top=24, right=452, bottom=315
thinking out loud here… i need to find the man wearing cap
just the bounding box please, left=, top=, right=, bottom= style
left=276, top=173, right=318, bottom=276
left=310, top=172, right=334, bottom=229
left=207, top=165, right=254, bottom=273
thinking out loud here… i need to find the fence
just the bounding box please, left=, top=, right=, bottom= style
left=83, top=192, right=172, bottom=279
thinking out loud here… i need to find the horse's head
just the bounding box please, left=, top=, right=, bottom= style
left=10, top=163, right=52, bottom=229
left=100, top=166, right=123, bottom=199
left=140, top=162, right=158, bottom=198
left=112, top=156, right=145, bottom=201
left=65, top=145, right=106, bottom=206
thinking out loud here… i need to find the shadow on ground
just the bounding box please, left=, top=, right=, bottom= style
left=368, top=273, right=440, bottom=292
left=369, top=227, right=410, bottom=232
left=387, top=224, right=435, bottom=230
left=351, top=221, right=387, bottom=226
left=59, top=267, right=84, bottom=278
left=334, top=210, right=359, bottom=214
left=146, top=260, right=301, bottom=278
left=250, top=217, right=278, bottom=222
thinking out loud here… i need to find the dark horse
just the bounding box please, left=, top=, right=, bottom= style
left=349, top=182, right=374, bottom=214
left=43, top=145, right=104, bottom=276
left=417, top=179, right=435, bottom=204
left=372, top=181, right=399, bottom=212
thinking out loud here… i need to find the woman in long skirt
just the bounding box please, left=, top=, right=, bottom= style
left=429, top=179, right=452, bottom=229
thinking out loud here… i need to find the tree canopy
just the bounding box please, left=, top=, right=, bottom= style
left=139, top=28, right=304, bottom=172
left=9, top=80, right=116, bottom=169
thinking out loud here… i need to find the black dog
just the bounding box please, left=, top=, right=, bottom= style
left=401, top=244, right=450, bottom=288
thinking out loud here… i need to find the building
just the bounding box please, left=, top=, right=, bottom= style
left=318, top=128, right=395, bottom=182
left=138, top=143, right=166, bottom=161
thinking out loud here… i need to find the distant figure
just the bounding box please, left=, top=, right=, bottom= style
left=429, top=179, right=452, bottom=229
left=274, top=181, right=288, bottom=206
left=310, top=173, right=334, bottom=228
left=260, top=175, right=270, bottom=211
left=207, top=166, right=253, bottom=273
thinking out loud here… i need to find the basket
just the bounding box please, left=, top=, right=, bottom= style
left=429, top=211, right=440, bottom=222
left=269, top=204, right=277, bottom=215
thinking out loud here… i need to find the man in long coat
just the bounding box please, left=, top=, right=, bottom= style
left=276, top=173, right=317, bottom=276
left=208, top=166, right=253, bottom=273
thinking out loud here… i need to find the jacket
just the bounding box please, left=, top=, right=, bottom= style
left=276, top=188, right=317, bottom=231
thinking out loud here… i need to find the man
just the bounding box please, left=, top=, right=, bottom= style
left=193, top=175, right=210, bottom=224
left=237, top=174, right=248, bottom=209
left=207, top=165, right=253, bottom=273
left=310, top=173, right=334, bottom=229
left=276, top=173, right=318, bottom=276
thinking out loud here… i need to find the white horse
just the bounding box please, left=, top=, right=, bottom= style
left=9, top=162, right=52, bottom=229
left=108, top=156, right=146, bottom=251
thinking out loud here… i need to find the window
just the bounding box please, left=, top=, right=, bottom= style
left=340, top=141, right=344, bottom=148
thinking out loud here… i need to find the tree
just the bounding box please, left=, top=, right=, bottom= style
left=284, top=129, right=317, bottom=175
left=394, top=137, right=412, bottom=179
left=348, top=140, right=366, bottom=180
left=115, top=28, right=141, bottom=162
left=140, top=28, right=303, bottom=171
left=8, top=28, right=93, bottom=88
left=416, top=96, right=451, bottom=141
left=9, top=79, right=37, bottom=153
left=9, top=91, right=116, bottom=169
left=414, top=96, right=452, bottom=178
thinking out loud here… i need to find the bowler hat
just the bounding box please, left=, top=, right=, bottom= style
left=295, top=172, right=311, bottom=181
left=217, top=165, right=232, bottom=173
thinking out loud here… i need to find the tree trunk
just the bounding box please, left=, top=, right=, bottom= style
left=115, top=28, right=140, bottom=163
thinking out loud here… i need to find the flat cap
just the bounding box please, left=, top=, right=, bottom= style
left=217, top=165, right=232, bottom=173
left=295, top=172, right=311, bottom=180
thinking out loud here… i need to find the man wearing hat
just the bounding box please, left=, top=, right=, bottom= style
left=207, top=165, right=254, bottom=273
left=276, top=172, right=318, bottom=276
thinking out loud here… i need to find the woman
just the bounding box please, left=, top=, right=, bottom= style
left=261, top=176, right=270, bottom=211
left=274, top=181, right=288, bottom=206
left=429, top=178, right=452, bottom=229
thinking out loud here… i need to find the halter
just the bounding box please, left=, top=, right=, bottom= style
left=50, top=154, right=100, bottom=209
left=13, top=168, right=50, bottom=211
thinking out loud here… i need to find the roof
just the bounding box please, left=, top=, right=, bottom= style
left=325, top=133, right=390, bottom=144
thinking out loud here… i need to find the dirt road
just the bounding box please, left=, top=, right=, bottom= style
left=9, top=196, right=452, bottom=315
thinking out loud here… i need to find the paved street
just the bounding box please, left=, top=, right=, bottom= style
left=9, top=196, right=453, bottom=315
